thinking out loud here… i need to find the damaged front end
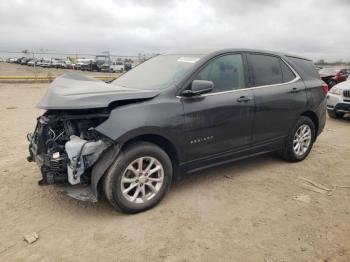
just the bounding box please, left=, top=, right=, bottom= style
left=27, top=109, right=115, bottom=202
left=27, top=74, right=160, bottom=202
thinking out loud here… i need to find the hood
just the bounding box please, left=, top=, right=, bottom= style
left=332, top=79, right=350, bottom=90
left=37, top=73, right=160, bottom=110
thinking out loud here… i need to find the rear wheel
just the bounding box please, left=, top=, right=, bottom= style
left=281, top=116, right=315, bottom=162
left=103, top=141, right=173, bottom=213
left=327, top=109, right=344, bottom=119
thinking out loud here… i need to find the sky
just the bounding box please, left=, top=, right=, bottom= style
left=0, top=0, right=349, bottom=61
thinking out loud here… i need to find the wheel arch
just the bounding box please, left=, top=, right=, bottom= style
left=91, top=133, right=180, bottom=201
left=301, top=111, right=319, bottom=137
left=121, top=134, right=179, bottom=170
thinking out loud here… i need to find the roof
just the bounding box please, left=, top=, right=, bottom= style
left=165, top=48, right=311, bottom=61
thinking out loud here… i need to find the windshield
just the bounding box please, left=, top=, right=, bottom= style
left=112, top=54, right=203, bottom=90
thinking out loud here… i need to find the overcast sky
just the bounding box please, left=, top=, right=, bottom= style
left=0, top=0, right=349, bottom=61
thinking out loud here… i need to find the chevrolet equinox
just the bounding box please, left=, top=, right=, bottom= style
left=27, top=49, right=327, bottom=213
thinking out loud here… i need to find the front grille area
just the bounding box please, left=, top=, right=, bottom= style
left=343, top=90, right=350, bottom=98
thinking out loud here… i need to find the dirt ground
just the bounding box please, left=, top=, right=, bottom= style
left=0, top=82, right=349, bottom=262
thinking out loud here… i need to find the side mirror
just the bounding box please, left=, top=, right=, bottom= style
left=182, top=80, right=214, bottom=97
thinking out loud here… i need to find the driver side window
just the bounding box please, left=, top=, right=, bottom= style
left=195, top=54, right=245, bottom=93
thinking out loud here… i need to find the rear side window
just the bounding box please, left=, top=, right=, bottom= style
left=287, top=56, right=319, bottom=80
left=249, top=54, right=282, bottom=86
left=280, top=60, right=296, bottom=82
left=249, top=54, right=296, bottom=86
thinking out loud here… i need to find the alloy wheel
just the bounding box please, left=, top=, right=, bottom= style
left=121, top=156, right=164, bottom=204
left=293, top=124, right=312, bottom=156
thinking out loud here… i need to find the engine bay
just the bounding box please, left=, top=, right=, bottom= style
left=27, top=110, right=112, bottom=186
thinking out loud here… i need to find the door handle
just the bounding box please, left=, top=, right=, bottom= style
left=236, top=96, right=252, bottom=102
left=291, top=87, right=300, bottom=93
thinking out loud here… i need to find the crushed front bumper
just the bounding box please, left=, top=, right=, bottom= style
left=27, top=116, right=118, bottom=202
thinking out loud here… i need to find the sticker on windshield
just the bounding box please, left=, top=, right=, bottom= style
left=177, top=57, right=200, bottom=63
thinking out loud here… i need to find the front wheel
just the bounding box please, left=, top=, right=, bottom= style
left=103, top=141, right=173, bottom=213
left=281, top=116, right=315, bottom=162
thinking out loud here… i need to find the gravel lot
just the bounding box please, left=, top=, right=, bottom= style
left=0, top=82, right=349, bottom=262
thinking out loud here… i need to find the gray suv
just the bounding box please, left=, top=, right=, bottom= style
left=27, top=49, right=327, bottom=213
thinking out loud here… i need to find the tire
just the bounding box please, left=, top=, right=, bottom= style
left=327, top=109, right=344, bottom=119
left=281, top=116, right=315, bottom=162
left=103, top=141, right=173, bottom=213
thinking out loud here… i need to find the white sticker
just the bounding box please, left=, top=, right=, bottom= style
left=177, top=57, right=200, bottom=63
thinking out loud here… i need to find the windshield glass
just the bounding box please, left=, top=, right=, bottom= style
left=112, top=54, right=204, bottom=90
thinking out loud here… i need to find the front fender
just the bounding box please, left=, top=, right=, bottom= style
left=95, top=100, right=184, bottom=151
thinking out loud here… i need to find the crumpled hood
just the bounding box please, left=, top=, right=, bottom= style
left=37, top=74, right=160, bottom=110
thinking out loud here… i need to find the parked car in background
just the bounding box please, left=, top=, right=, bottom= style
left=58, top=60, right=67, bottom=68
left=100, top=62, right=112, bottom=72
left=27, top=49, right=327, bottom=213
left=51, top=59, right=63, bottom=68
left=319, top=68, right=350, bottom=89
left=6, top=57, right=18, bottom=63
left=101, top=61, right=124, bottom=72
left=20, top=57, right=32, bottom=65
left=327, top=78, right=350, bottom=118
left=75, top=59, right=92, bottom=70
left=41, top=60, right=52, bottom=68
left=36, top=59, right=45, bottom=67
left=80, top=60, right=99, bottom=71
left=16, top=57, right=26, bottom=64
left=113, top=62, right=124, bottom=72
left=124, top=63, right=133, bottom=71
left=95, top=55, right=110, bottom=71
left=27, top=59, right=43, bottom=66
left=64, top=60, right=75, bottom=69
left=27, top=59, right=36, bottom=66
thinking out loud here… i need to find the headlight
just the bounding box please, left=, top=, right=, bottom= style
left=330, top=87, right=342, bottom=95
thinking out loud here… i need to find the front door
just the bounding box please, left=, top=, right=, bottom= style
left=180, top=53, right=255, bottom=166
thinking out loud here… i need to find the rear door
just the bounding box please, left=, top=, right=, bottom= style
left=181, top=53, right=255, bottom=166
left=247, top=53, right=307, bottom=151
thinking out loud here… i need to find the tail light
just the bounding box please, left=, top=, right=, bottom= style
left=322, top=83, right=329, bottom=94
